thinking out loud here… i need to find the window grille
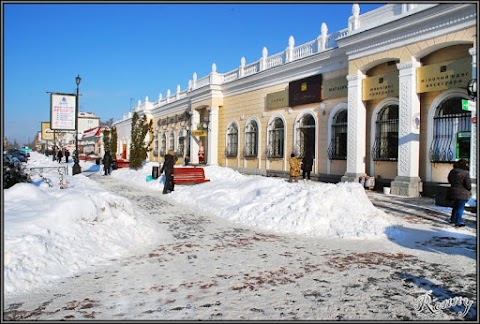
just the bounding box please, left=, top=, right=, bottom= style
left=372, top=105, right=398, bottom=161
left=160, top=133, right=166, bottom=156
left=169, top=130, right=175, bottom=150
left=295, top=114, right=316, bottom=158
left=267, top=118, right=285, bottom=158
left=429, top=97, right=471, bottom=162
left=177, top=129, right=185, bottom=156
left=328, top=110, right=348, bottom=160
left=244, top=120, right=258, bottom=157
left=226, top=123, right=238, bottom=157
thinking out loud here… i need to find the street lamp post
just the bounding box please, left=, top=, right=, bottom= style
left=72, top=74, right=82, bottom=175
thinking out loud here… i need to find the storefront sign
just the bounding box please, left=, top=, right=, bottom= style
left=417, top=58, right=471, bottom=93
left=266, top=90, right=289, bottom=109
left=50, top=93, right=76, bottom=130
left=41, top=122, right=54, bottom=141
left=322, top=76, right=348, bottom=99
left=362, top=72, right=399, bottom=101
left=289, top=74, right=322, bottom=107
left=192, top=130, right=207, bottom=137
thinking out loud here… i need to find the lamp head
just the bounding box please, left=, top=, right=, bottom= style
left=467, top=79, right=477, bottom=99
left=76, top=75, right=81, bottom=86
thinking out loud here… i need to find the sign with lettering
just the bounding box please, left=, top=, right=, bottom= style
left=462, top=99, right=476, bottom=112
left=41, top=122, right=54, bottom=141
left=289, top=74, right=322, bottom=107
left=322, top=76, right=348, bottom=99
left=362, top=71, right=399, bottom=101
left=417, top=57, right=471, bottom=93
left=266, top=90, right=288, bottom=109
left=50, top=93, right=76, bottom=130
left=191, top=130, right=207, bottom=137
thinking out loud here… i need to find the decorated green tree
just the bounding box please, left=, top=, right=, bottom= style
left=129, top=112, right=153, bottom=169
left=111, top=126, right=118, bottom=159
left=103, top=128, right=111, bottom=153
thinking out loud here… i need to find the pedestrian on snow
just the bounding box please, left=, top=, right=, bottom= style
left=102, top=150, right=113, bottom=176
left=301, top=150, right=314, bottom=182
left=57, top=149, right=63, bottom=163
left=64, top=150, right=70, bottom=163
left=448, top=158, right=471, bottom=227
left=161, top=149, right=176, bottom=194
left=289, top=153, right=301, bottom=182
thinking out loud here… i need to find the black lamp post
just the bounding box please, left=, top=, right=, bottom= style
left=72, top=74, right=82, bottom=175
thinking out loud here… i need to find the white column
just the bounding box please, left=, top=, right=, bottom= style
left=342, top=71, right=366, bottom=183
left=207, top=106, right=219, bottom=165
left=391, top=60, right=422, bottom=197
left=469, top=47, right=477, bottom=183
left=190, top=110, right=200, bottom=164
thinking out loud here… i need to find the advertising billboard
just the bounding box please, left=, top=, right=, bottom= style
left=50, top=93, right=76, bottom=130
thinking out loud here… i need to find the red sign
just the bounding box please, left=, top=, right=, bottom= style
left=473, top=116, right=477, bottom=124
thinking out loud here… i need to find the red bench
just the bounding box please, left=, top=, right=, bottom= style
left=174, top=167, right=210, bottom=184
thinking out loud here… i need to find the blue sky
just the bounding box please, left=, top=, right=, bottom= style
left=3, top=2, right=384, bottom=146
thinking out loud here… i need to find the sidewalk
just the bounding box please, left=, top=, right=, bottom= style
left=366, top=190, right=477, bottom=230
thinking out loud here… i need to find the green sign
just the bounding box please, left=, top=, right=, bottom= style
left=462, top=99, right=476, bottom=112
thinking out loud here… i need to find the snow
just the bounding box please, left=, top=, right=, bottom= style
left=3, top=152, right=476, bottom=305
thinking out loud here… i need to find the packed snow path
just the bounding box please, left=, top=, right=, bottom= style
left=4, top=174, right=477, bottom=320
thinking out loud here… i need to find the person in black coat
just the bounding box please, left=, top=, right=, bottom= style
left=448, top=159, right=472, bottom=227
left=102, top=151, right=113, bottom=176
left=57, top=149, right=63, bottom=163
left=301, top=150, right=314, bottom=181
left=160, top=150, right=176, bottom=194
left=64, top=150, right=70, bottom=163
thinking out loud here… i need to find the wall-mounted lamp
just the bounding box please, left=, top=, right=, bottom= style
left=468, top=79, right=477, bottom=100
left=319, top=102, right=326, bottom=110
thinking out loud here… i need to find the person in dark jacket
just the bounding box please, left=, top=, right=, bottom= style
left=57, top=149, right=63, bottom=163
left=301, top=150, right=314, bottom=182
left=102, top=151, right=113, bottom=176
left=64, top=150, right=70, bottom=163
left=448, top=159, right=471, bottom=227
left=160, top=150, right=176, bottom=194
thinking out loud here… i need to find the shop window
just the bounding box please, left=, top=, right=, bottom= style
left=244, top=120, right=258, bottom=157
left=267, top=118, right=284, bottom=158
left=372, top=105, right=398, bottom=161
left=328, top=110, right=348, bottom=160
left=430, top=97, right=471, bottom=162
left=177, top=128, right=186, bottom=156
left=226, top=123, right=238, bottom=157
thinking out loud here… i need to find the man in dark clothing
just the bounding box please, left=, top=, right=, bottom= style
left=301, top=150, right=314, bottom=182
left=160, top=150, right=176, bottom=194
left=448, top=159, right=472, bottom=227
left=57, top=150, right=63, bottom=163
left=103, top=151, right=113, bottom=176
left=64, top=150, right=70, bottom=163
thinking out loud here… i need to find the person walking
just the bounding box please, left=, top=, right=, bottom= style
left=64, top=149, right=70, bottom=163
left=448, top=158, right=472, bottom=227
left=301, top=150, right=314, bottom=183
left=57, top=149, right=63, bottom=163
left=160, top=150, right=176, bottom=194
left=102, top=151, right=113, bottom=176
left=289, top=153, right=301, bottom=183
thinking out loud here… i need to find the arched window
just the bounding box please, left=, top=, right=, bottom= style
left=169, top=130, right=175, bottom=151
left=160, top=133, right=166, bottom=156
left=226, top=123, right=238, bottom=157
left=430, top=97, right=471, bottom=162
left=177, top=128, right=185, bottom=156
left=372, top=105, right=398, bottom=161
left=296, top=114, right=316, bottom=158
left=267, top=118, right=284, bottom=158
left=153, top=134, right=159, bottom=157
left=244, top=120, right=258, bottom=157
left=328, top=110, right=347, bottom=160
